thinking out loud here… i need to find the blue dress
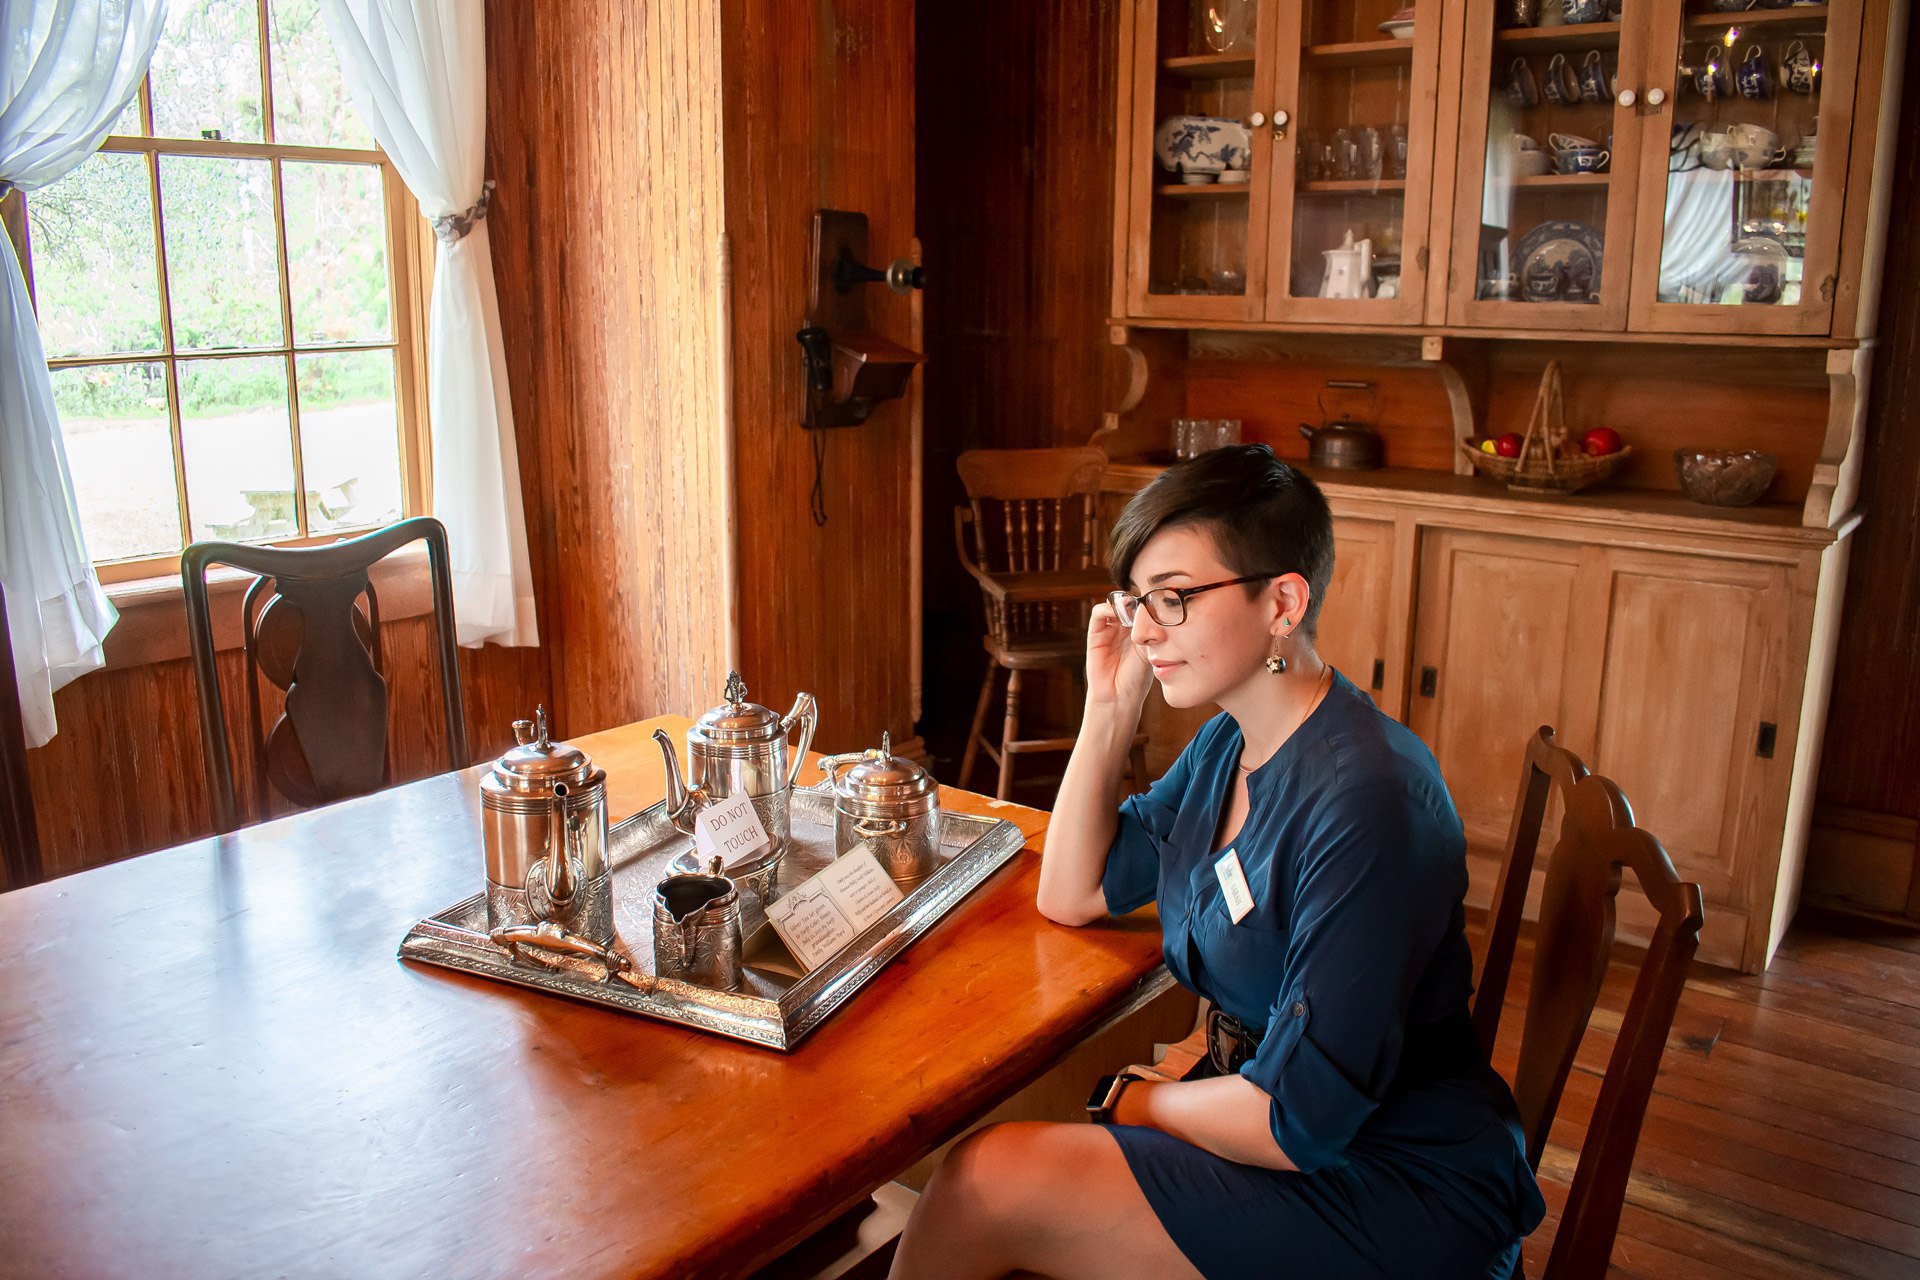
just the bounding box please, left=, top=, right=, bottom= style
left=1099, top=670, right=1546, bottom=1279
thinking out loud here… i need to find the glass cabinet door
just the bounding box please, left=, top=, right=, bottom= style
left=1121, top=0, right=1279, bottom=321
left=1624, top=0, right=1862, bottom=334
left=1263, top=0, right=1447, bottom=323
left=1446, top=0, right=1653, bottom=330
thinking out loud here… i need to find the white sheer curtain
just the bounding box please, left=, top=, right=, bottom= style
left=1, top=0, right=166, bottom=746
left=318, top=0, right=536, bottom=647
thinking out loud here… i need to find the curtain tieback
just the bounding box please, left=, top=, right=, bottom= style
left=431, top=179, right=495, bottom=244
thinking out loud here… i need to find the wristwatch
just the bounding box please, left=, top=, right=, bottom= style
left=1085, top=1068, right=1150, bottom=1125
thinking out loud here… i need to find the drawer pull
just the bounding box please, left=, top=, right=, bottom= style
left=1419, top=666, right=1437, bottom=698
left=1756, top=721, right=1777, bottom=759
left=1371, top=659, right=1385, bottom=691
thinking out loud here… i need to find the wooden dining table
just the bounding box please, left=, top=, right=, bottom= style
left=0, top=715, right=1172, bottom=1279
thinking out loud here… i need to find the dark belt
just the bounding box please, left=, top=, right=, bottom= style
left=1202, top=1005, right=1483, bottom=1090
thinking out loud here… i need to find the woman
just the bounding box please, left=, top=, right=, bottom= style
left=889, top=446, right=1545, bottom=1279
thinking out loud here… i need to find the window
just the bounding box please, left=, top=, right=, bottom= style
left=18, top=0, right=428, bottom=583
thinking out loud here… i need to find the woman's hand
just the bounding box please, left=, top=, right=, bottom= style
left=1086, top=600, right=1153, bottom=710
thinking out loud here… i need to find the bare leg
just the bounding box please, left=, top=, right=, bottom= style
left=888, top=1122, right=1205, bottom=1280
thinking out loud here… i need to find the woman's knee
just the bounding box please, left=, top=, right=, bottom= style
left=929, top=1122, right=1073, bottom=1225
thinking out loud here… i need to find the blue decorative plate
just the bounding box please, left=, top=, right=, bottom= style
left=1515, top=220, right=1605, bottom=304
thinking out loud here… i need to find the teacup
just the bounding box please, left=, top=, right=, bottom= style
left=1508, top=57, right=1541, bottom=109
left=1727, top=122, right=1785, bottom=170
left=1578, top=50, right=1609, bottom=102
left=1692, top=53, right=1730, bottom=100
left=1543, top=53, right=1582, bottom=105
left=1555, top=145, right=1610, bottom=174
left=1547, top=131, right=1598, bottom=151
left=1697, top=125, right=1737, bottom=170
left=1737, top=44, right=1772, bottom=98
left=1781, top=40, right=1818, bottom=93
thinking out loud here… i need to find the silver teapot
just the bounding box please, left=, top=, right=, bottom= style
left=655, top=671, right=817, bottom=933
left=481, top=706, right=621, bottom=972
left=816, top=732, right=943, bottom=889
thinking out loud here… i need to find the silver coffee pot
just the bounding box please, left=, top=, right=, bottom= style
left=481, top=706, right=621, bottom=972
left=816, top=732, right=943, bottom=889
left=655, top=671, right=818, bottom=932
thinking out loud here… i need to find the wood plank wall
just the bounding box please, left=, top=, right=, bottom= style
left=1810, top=11, right=1920, bottom=919
left=720, top=0, right=921, bottom=754
left=486, top=0, right=732, bottom=737
left=916, top=0, right=1125, bottom=774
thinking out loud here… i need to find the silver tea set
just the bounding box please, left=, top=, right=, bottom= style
left=477, top=672, right=941, bottom=992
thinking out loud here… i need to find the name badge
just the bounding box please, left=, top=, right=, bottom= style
left=1214, top=848, right=1255, bottom=924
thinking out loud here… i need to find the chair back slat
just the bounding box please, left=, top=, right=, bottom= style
left=182, top=516, right=468, bottom=835
left=955, top=448, right=1110, bottom=647
left=1474, top=727, right=1705, bottom=1280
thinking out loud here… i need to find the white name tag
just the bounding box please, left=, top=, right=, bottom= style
left=765, top=844, right=906, bottom=970
left=693, top=794, right=771, bottom=869
left=1214, top=848, right=1255, bottom=924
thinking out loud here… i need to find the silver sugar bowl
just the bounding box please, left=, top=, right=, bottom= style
left=481, top=707, right=619, bottom=968
left=817, top=732, right=942, bottom=889
left=656, top=670, right=818, bottom=935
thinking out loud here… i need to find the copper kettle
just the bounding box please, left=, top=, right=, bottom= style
left=1298, top=417, right=1384, bottom=469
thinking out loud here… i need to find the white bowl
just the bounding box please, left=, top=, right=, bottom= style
left=1379, top=19, right=1416, bottom=38
left=1153, top=116, right=1251, bottom=180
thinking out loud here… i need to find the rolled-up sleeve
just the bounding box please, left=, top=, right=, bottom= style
left=1100, top=719, right=1211, bottom=916
left=1239, top=779, right=1462, bottom=1172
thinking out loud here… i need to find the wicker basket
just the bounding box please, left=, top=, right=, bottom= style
left=1463, top=361, right=1630, bottom=495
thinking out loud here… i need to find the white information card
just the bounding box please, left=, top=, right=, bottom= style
left=764, top=844, right=906, bottom=971
left=693, top=794, right=772, bottom=869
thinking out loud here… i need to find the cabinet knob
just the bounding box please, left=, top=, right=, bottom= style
left=1249, top=111, right=1266, bottom=128
left=1616, top=88, right=1637, bottom=107
left=1271, top=109, right=1290, bottom=140
left=1645, top=86, right=1667, bottom=107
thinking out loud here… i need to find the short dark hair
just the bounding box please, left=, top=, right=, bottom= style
left=1109, top=445, right=1335, bottom=636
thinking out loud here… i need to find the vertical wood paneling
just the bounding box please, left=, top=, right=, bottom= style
left=485, top=0, right=730, bottom=739
left=721, top=0, right=919, bottom=753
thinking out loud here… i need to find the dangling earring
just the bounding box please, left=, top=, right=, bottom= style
left=1267, top=624, right=1288, bottom=675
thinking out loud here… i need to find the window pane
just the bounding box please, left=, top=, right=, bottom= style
left=284, top=162, right=391, bottom=344
left=268, top=0, right=373, bottom=148
left=297, top=350, right=402, bottom=533
left=27, top=153, right=163, bottom=358
left=160, top=155, right=284, bottom=350
left=52, top=363, right=181, bottom=561
left=180, top=356, right=297, bottom=541
left=150, top=0, right=265, bottom=142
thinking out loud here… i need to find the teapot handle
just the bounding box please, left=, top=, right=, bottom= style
left=809, top=750, right=862, bottom=792
left=784, top=691, right=820, bottom=787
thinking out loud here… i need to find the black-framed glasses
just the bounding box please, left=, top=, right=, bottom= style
left=1108, top=574, right=1274, bottom=627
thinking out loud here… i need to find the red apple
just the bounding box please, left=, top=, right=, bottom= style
left=1581, top=426, right=1623, bottom=457
left=1494, top=432, right=1523, bottom=458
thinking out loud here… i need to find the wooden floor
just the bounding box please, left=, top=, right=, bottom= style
left=1482, top=907, right=1920, bottom=1279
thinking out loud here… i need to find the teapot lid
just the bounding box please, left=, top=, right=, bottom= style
left=833, top=732, right=937, bottom=803
left=490, top=706, right=593, bottom=792
left=693, top=671, right=786, bottom=745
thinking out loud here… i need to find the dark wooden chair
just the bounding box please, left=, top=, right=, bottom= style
left=1474, top=726, right=1706, bottom=1280
left=182, top=517, right=468, bottom=835
left=0, top=582, right=44, bottom=890
left=953, top=447, right=1147, bottom=800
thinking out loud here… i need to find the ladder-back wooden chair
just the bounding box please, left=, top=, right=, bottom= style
left=953, top=447, right=1147, bottom=800
left=1474, top=727, right=1706, bottom=1280
left=181, top=517, right=469, bottom=835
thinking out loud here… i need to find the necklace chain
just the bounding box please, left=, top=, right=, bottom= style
left=1238, top=665, right=1332, bottom=772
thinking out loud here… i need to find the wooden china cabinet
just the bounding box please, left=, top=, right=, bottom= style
left=1101, top=0, right=1907, bottom=972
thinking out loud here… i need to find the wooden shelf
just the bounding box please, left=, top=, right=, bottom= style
left=1155, top=182, right=1251, bottom=198
left=1495, top=21, right=1623, bottom=52
left=1514, top=172, right=1614, bottom=188
left=1303, top=38, right=1417, bottom=69
left=1102, top=460, right=1837, bottom=545
left=1686, top=5, right=1829, bottom=32
left=1300, top=178, right=1408, bottom=193
left=1161, top=52, right=1255, bottom=79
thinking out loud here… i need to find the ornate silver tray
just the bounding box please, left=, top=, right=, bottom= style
left=399, top=786, right=1026, bottom=1049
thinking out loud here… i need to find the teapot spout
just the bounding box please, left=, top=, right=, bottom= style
left=653, top=728, right=705, bottom=833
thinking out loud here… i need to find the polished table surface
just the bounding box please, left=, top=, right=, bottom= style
left=0, top=716, right=1167, bottom=1279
